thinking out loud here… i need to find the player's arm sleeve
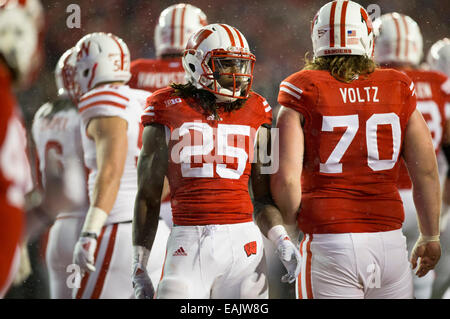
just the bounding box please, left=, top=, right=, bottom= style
left=77, top=91, right=130, bottom=127
left=277, top=72, right=316, bottom=125
left=403, top=77, right=418, bottom=120
left=141, top=94, right=173, bottom=131
left=133, top=123, right=168, bottom=250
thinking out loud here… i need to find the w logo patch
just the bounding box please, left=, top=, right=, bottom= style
left=244, top=241, right=257, bottom=257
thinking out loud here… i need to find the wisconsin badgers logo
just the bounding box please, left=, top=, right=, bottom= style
left=244, top=241, right=257, bottom=257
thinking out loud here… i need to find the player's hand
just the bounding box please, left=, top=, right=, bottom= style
left=132, top=265, right=155, bottom=299
left=276, top=238, right=302, bottom=283
left=73, top=235, right=97, bottom=275
left=411, top=240, right=441, bottom=278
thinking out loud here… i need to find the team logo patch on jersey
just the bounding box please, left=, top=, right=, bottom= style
left=165, top=98, right=182, bottom=107
left=173, top=246, right=188, bottom=256
left=244, top=241, right=257, bottom=257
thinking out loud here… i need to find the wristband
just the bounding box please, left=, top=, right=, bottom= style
left=81, top=206, right=108, bottom=237
left=417, top=234, right=440, bottom=246
left=133, top=245, right=151, bottom=270
left=80, top=232, right=98, bottom=239
left=268, top=225, right=289, bottom=245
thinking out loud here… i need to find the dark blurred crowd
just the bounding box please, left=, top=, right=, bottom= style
left=18, top=0, right=450, bottom=129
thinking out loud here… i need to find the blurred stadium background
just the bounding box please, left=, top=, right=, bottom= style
left=7, top=0, right=450, bottom=299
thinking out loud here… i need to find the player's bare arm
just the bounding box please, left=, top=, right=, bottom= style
left=133, top=123, right=168, bottom=249
left=252, top=125, right=301, bottom=284
left=403, top=109, right=441, bottom=277
left=131, top=123, right=168, bottom=299
left=87, top=116, right=128, bottom=213
left=270, top=106, right=304, bottom=225
left=441, top=120, right=450, bottom=207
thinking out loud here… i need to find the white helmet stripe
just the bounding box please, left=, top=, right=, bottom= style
left=339, top=0, right=350, bottom=48
left=219, top=24, right=237, bottom=46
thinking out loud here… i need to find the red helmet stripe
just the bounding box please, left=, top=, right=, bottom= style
left=232, top=27, right=244, bottom=47
left=340, top=1, right=349, bottom=47
left=179, top=5, right=187, bottom=47
left=185, top=29, right=213, bottom=51
left=401, top=15, right=409, bottom=59
left=391, top=14, right=402, bottom=58
left=329, top=1, right=337, bottom=48
left=170, top=6, right=177, bottom=46
left=220, top=24, right=236, bottom=47
left=87, top=63, right=98, bottom=90
left=111, top=35, right=125, bottom=70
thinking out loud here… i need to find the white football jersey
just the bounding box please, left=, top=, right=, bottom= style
left=77, top=84, right=150, bottom=224
left=32, top=98, right=88, bottom=218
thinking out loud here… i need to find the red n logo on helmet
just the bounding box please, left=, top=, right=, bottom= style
left=185, top=29, right=213, bottom=52
left=77, top=41, right=91, bottom=60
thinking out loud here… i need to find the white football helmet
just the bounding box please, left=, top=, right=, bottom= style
left=154, top=3, right=207, bottom=57
left=0, top=0, right=45, bottom=31
left=74, top=32, right=131, bottom=96
left=427, top=38, right=450, bottom=77
left=373, top=13, right=423, bottom=66
left=55, top=48, right=74, bottom=97
left=0, top=5, right=38, bottom=85
left=55, top=47, right=79, bottom=103
left=182, top=24, right=255, bottom=103
left=311, top=0, right=374, bottom=57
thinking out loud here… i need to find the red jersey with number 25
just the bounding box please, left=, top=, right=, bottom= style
left=278, top=69, right=417, bottom=234
left=396, top=69, right=450, bottom=189
left=141, top=87, right=272, bottom=226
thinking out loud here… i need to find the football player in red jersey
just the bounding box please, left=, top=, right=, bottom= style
left=274, top=0, right=441, bottom=299
left=374, top=13, right=450, bottom=299
left=0, top=5, right=39, bottom=298
left=132, top=23, right=301, bottom=299
left=129, top=3, right=208, bottom=229
left=426, top=38, right=450, bottom=299
left=129, top=4, right=207, bottom=93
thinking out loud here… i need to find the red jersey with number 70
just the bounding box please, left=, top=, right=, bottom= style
left=141, top=87, right=272, bottom=226
left=278, top=68, right=417, bottom=234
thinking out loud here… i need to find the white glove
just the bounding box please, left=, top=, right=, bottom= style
left=132, top=246, right=154, bottom=299
left=268, top=225, right=302, bottom=284
left=132, top=265, right=155, bottom=299
left=73, top=235, right=97, bottom=275
left=73, top=207, right=108, bottom=275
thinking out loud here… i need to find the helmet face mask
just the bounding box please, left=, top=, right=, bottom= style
left=201, top=49, right=255, bottom=102
left=182, top=24, right=255, bottom=103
